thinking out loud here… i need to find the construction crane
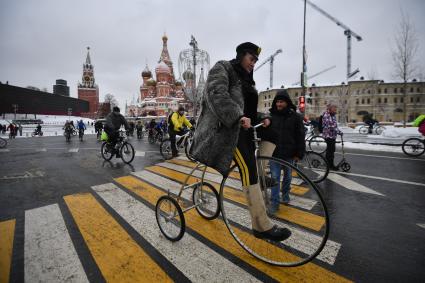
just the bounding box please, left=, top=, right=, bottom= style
left=292, top=65, right=336, bottom=85
left=254, top=49, right=282, bottom=88
left=305, top=0, right=362, bottom=79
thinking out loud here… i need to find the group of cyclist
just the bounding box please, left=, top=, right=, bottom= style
left=63, top=119, right=86, bottom=140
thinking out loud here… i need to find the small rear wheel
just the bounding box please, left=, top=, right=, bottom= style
left=101, top=142, right=114, bottom=161
left=402, top=138, right=425, bottom=157
left=120, top=142, right=135, bottom=164
left=156, top=196, right=185, bottom=241
left=160, top=139, right=173, bottom=160
left=192, top=182, right=220, bottom=220
left=340, top=162, right=351, bottom=172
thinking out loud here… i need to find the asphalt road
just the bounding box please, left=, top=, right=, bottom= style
left=0, top=134, right=424, bottom=282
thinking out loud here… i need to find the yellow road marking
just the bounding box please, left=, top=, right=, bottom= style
left=167, top=159, right=309, bottom=196
left=0, top=219, right=15, bottom=283
left=147, top=165, right=325, bottom=231
left=64, top=193, right=172, bottom=283
left=115, top=175, right=351, bottom=283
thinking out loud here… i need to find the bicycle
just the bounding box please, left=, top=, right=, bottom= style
left=295, top=150, right=329, bottom=183
left=156, top=123, right=329, bottom=267
left=304, top=124, right=327, bottom=154
left=148, top=129, right=163, bottom=144
left=64, top=128, right=73, bottom=142
left=402, top=137, right=425, bottom=157
left=96, top=128, right=103, bottom=141
left=359, top=123, right=385, bottom=135
left=31, top=129, right=43, bottom=137
left=0, top=136, right=7, bottom=148
left=78, top=128, right=84, bottom=141
left=160, top=129, right=195, bottom=161
left=101, top=130, right=135, bottom=164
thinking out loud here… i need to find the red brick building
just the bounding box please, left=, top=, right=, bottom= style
left=78, top=47, right=99, bottom=118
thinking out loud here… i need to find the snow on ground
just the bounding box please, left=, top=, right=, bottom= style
left=343, top=125, right=421, bottom=138
left=381, top=126, right=420, bottom=138
left=0, top=115, right=97, bottom=138
left=337, top=142, right=403, bottom=153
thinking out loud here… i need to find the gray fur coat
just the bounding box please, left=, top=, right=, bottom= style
left=190, top=60, right=245, bottom=176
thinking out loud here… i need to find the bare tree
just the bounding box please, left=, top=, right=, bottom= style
left=392, top=10, right=419, bottom=127
left=104, top=93, right=118, bottom=110
left=367, top=67, right=379, bottom=80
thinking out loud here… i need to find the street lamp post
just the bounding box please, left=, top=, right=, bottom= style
left=300, top=0, right=307, bottom=115
left=68, top=108, right=72, bottom=121
left=12, top=104, right=18, bottom=120
left=189, top=35, right=198, bottom=117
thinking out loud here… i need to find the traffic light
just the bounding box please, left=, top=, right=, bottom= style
left=298, top=96, right=305, bottom=113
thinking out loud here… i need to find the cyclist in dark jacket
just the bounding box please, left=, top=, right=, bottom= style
left=268, top=90, right=305, bottom=214
left=104, top=107, right=129, bottom=149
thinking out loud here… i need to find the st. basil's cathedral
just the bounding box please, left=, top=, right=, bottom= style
left=126, top=34, right=201, bottom=117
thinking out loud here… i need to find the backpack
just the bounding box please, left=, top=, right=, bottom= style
left=167, top=112, right=175, bottom=131
left=318, top=115, right=324, bottom=133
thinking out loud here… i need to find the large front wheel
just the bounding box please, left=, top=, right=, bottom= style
left=402, top=138, right=425, bottom=157
left=120, top=142, right=135, bottom=164
left=219, top=156, right=330, bottom=267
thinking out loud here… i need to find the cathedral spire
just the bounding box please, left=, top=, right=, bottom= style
left=159, top=33, right=171, bottom=63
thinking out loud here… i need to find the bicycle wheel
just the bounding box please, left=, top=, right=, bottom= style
left=297, top=151, right=329, bottom=183
left=402, top=138, right=425, bottom=157
left=375, top=126, right=385, bottom=135
left=184, top=138, right=196, bottom=162
left=156, top=196, right=185, bottom=241
left=160, top=139, right=173, bottom=160
left=308, top=135, right=327, bottom=154
left=220, top=156, right=329, bottom=267
left=101, top=142, right=114, bottom=161
left=192, top=182, right=220, bottom=220
left=120, top=142, right=135, bottom=164
left=148, top=134, right=155, bottom=144
left=359, top=126, right=369, bottom=135
left=0, top=138, right=7, bottom=148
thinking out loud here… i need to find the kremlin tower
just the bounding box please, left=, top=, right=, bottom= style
left=78, top=47, right=99, bottom=118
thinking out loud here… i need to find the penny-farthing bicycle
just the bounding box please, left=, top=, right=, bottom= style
left=155, top=123, right=330, bottom=267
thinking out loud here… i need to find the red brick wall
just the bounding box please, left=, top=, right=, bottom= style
left=78, top=88, right=99, bottom=118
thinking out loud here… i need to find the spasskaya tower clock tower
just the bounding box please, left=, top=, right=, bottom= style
left=78, top=47, right=99, bottom=118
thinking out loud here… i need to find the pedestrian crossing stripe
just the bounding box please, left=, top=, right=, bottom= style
left=0, top=219, right=15, bottom=283
left=167, top=159, right=309, bottom=196
left=64, top=193, right=173, bottom=282
left=24, top=204, right=88, bottom=282
left=115, top=175, right=349, bottom=282
left=143, top=165, right=325, bottom=231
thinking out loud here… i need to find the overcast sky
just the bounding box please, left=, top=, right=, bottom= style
left=1, top=0, right=424, bottom=110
